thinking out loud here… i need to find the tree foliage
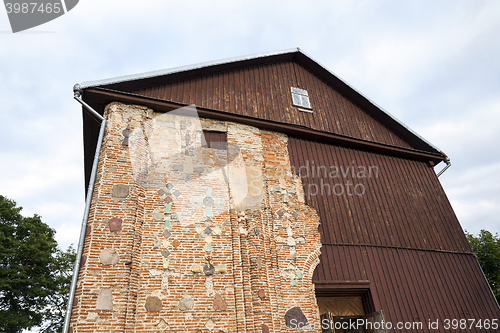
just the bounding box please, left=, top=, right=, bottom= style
left=0, top=195, right=75, bottom=333
left=466, top=230, right=500, bottom=304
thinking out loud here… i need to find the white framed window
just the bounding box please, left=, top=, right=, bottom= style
left=291, top=87, right=312, bottom=111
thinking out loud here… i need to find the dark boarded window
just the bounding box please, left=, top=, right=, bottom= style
left=202, top=131, right=227, bottom=150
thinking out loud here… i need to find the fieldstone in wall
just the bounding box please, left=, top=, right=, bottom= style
left=99, top=248, right=120, bottom=266
left=215, top=264, right=227, bottom=273
left=163, top=230, right=171, bottom=239
left=172, top=164, right=184, bottom=171
left=95, top=289, right=113, bottom=310
left=108, top=217, right=123, bottom=232
left=284, top=306, right=308, bottom=329
left=262, top=324, right=269, bottom=333
left=161, top=249, right=170, bottom=258
left=80, top=254, right=86, bottom=267
left=111, top=184, right=130, bottom=198
left=213, top=293, right=227, bottom=311
left=191, top=264, right=203, bottom=273
left=205, top=319, right=216, bottom=330
left=145, top=296, right=162, bottom=312
left=203, top=264, right=215, bottom=276
left=178, top=295, right=194, bottom=311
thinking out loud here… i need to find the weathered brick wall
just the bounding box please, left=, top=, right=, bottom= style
left=70, top=102, right=322, bottom=333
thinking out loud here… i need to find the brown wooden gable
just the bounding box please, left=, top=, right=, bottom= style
left=80, top=49, right=447, bottom=188
left=129, top=61, right=414, bottom=149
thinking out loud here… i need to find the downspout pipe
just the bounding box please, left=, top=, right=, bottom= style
left=62, top=84, right=107, bottom=333
left=437, top=156, right=451, bottom=177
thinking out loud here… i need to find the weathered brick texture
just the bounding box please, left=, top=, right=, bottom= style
left=70, top=102, right=322, bottom=332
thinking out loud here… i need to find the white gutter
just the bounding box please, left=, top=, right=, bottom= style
left=436, top=157, right=451, bottom=177
left=62, top=84, right=107, bottom=333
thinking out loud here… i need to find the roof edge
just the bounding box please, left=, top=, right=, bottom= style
left=294, top=49, right=444, bottom=155
left=80, top=48, right=301, bottom=89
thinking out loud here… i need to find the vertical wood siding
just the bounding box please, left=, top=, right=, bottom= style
left=287, top=137, right=470, bottom=252
left=314, top=246, right=500, bottom=332
left=287, top=137, right=500, bottom=331
left=131, top=62, right=414, bottom=149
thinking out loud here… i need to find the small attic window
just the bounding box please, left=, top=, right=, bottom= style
left=291, top=87, right=312, bottom=111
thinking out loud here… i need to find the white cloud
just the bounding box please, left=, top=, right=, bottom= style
left=417, top=97, right=500, bottom=159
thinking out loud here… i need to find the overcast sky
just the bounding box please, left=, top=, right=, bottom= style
left=0, top=0, right=499, bottom=250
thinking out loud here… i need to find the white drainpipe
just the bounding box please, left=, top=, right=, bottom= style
left=62, top=84, right=107, bottom=333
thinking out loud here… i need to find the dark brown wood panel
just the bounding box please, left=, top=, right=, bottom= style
left=313, top=246, right=500, bottom=332
left=287, top=136, right=500, bottom=330
left=287, top=137, right=471, bottom=252
left=132, top=61, right=415, bottom=149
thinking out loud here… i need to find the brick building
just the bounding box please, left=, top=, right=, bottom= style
left=67, top=49, right=500, bottom=333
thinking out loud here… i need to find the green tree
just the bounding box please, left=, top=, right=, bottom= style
left=0, top=195, right=76, bottom=333
left=466, top=230, right=500, bottom=304
left=37, top=244, right=76, bottom=333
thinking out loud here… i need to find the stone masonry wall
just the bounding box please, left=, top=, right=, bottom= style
left=70, top=102, right=322, bottom=333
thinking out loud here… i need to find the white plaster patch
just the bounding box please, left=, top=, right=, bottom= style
left=205, top=276, right=215, bottom=296
left=281, top=263, right=298, bottom=280
left=184, top=155, right=194, bottom=174
left=191, top=196, right=204, bottom=205
left=149, top=269, right=163, bottom=276
left=294, top=177, right=305, bottom=203
left=228, top=157, right=250, bottom=204
left=161, top=274, right=169, bottom=290
left=161, top=269, right=182, bottom=294
left=86, top=312, right=98, bottom=321
left=276, top=236, right=285, bottom=243
left=215, top=198, right=225, bottom=206
left=229, top=164, right=265, bottom=211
